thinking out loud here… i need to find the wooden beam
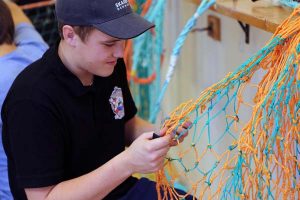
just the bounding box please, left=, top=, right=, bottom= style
left=21, top=0, right=55, bottom=10
left=188, top=0, right=292, bottom=33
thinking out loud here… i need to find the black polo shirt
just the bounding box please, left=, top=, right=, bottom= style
left=1, top=43, right=138, bottom=199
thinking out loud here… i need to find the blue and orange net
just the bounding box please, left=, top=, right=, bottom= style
left=155, top=7, right=299, bottom=200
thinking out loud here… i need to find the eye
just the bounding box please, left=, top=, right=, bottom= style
left=103, top=43, right=115, bottom=47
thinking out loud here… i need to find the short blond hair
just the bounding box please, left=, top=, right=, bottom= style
left=58, top=21, right=95, bottom=42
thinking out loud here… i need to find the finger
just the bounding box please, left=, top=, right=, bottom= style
left=182, top=120, right=192, bottom=129
left=169, top=139, right=180, bottom=147
left=173, top=127, right=188, bottom=139
left=142, top=131, right=157, bottom=140
left=170, top=132, right=186, bottom=146
left=178, top=129, right=189, bottom=139
left=157, top=127, right=168, bottom=137
left=149, top=134, right=171, bottom=150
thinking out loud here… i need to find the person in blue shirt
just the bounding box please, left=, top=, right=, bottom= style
left=0, top=1, right=48, bottom=199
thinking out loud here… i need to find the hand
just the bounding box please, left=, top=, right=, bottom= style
left=169, top=120, right=192, bottom=146
left=124, top=130, right=171, bottom=174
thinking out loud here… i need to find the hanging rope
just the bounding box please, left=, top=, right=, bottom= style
left=150, top=0, right=216, bottom=123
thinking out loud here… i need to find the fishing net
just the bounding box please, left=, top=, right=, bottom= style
left=125, top=0, right=166, bottom=120
left=155, top=7, right=300, bottom=200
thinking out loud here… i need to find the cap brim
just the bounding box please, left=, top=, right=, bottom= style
left=94, top=12, right=155, bottom=39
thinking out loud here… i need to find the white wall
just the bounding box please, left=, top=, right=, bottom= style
left=162, top=1, right=272, bottom=114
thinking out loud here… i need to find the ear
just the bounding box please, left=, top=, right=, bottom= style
left=62, top=25, right=78, bottom=47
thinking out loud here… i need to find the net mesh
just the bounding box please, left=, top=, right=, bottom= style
left=21, top=1, right=59, bottom=46
left=155, top=7, right=300, bottom=200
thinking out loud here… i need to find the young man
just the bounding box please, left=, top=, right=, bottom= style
left=1, top=0, right=191, bottom=199
left=0, top=1, right=48, bottom=199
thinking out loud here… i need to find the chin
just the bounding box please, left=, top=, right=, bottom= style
left=96, top=69, right=115, bottom=77
left=92, top=63, right=116, bottom=77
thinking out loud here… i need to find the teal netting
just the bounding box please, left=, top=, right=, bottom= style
left=155, top=7, right=300, bottom=200
left=129, top=0, right=166, bottom=120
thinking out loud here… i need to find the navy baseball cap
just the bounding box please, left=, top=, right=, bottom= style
left=55, top=0, right=154, bottom=39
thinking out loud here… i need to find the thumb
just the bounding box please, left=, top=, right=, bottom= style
left=140, top=131, right=156, bottom=140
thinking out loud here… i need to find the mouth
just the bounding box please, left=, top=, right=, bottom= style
left=106, top=60, right=117, bottom=65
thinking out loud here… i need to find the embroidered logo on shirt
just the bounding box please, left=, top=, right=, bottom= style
left=109, top=87, right=125, bottom=119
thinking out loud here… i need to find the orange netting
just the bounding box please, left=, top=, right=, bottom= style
left=155, top=7, right=300, bottom=200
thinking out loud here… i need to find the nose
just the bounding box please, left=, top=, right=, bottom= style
left=113, top=41, right=125, bottom=58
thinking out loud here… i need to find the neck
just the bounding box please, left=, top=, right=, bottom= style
left=58, top=41, right=93, bottom=86
left=0, top=43, right=16, bottom=57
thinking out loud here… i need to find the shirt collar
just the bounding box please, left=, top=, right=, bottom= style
left=49, top=42, right=96, bottom=97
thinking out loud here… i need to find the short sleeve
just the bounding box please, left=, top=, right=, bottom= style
left=4, top=99, right=65, bottom=188
left=14, top=23, right=48, bottom=58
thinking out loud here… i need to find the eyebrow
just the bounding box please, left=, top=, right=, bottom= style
left=101, top=39, right=122, bottom=43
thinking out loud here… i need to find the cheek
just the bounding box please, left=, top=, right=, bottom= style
left=88, top=46, right=109, bottom=61
left=78, top=44, right=111, bottom=67
left=85, top=53, right=107, bottom=70
left=83, top=48, right=103, bottom=61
